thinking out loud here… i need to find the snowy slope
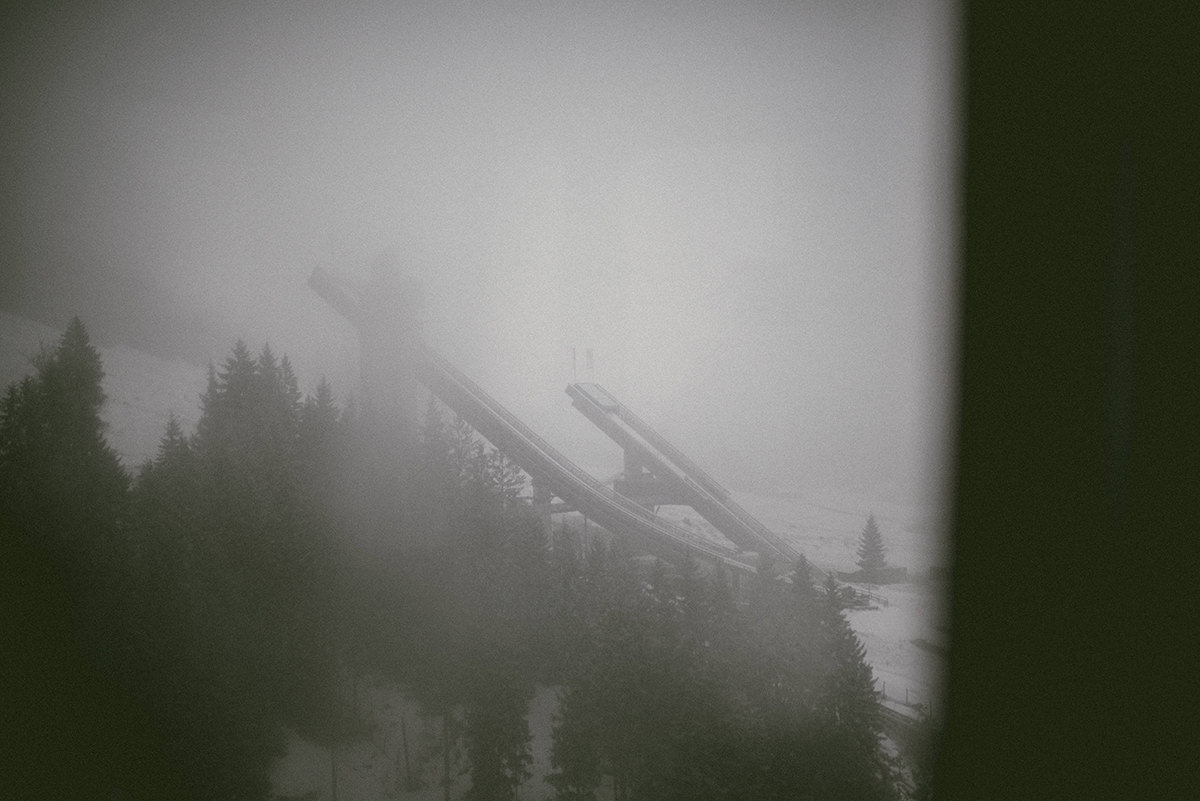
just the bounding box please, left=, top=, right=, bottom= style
left=0, top=311, right=207, bottom=469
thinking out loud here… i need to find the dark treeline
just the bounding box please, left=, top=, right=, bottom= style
left=1, top=318, right=907, bottom=800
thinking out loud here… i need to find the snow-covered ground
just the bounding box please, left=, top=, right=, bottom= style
left=848, top=582, right=948, bottom=717
left=0, top=311, right=207, bottom=469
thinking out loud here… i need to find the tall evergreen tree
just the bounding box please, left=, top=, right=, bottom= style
left=0, top=316, right=128, bottom=550
left=0, top=318, right=198, bottom=799
left=857, top=513, right=888, bottom=577
left=124, top=340, right=347, bottom=794
left=546, top=548, right=906, bottom=801
left=817, top=575, right=895, bottom=801
left=461, top=660, right=534, bottom=801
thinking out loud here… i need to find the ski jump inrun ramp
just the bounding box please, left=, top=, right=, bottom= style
left=309, top=265, right=801, bottom=577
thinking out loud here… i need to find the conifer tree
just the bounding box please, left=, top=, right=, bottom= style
left=298, top=377, right=340, bottom=468
left=140, top=341, right=341, bottom=785
left=791, top=554, right=821, bottom=611
left=0, top=320, right=132, bottom=692
left=857, top=513, right=888, bottom=578
left=0, top=319, right=202, bottom=799
left=817, top=575, right=895, bottom=801
left=461, top=662, right=534, bottom=801
left=0, top=316, right=128, bottom=548
left=129, top=412, right=201, bottom=631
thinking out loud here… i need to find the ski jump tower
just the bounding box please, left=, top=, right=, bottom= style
left=309, top=253, right=429, bottom=440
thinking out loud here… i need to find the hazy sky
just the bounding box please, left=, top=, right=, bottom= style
left=1, top=0, right=958, bottom=508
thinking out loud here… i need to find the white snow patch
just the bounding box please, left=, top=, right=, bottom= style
left=1, top=311, right=207, bottom=468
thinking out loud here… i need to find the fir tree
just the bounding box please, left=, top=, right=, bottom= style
left=857, top=513, right=888, bottom=578
left=461, top=662, right=534, bottom=801
left=298, top=376, right=341, bottom=468
left=792, top=554, right=821, bottom=610
left=0, top=319, right=199, bottom=799
left=0, top=316, right=129, bottom=549
left=547, top=680, right=604, bottom=801
left=817, top=575, right=895, bottom=801
left=135, top=341, right=340, bottom=789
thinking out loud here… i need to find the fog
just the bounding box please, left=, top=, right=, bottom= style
left=1, top=0, right=957, bottom=510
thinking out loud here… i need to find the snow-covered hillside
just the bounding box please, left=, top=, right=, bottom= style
left=1, top=311, right=207, bottom=469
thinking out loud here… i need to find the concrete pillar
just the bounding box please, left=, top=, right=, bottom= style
left=622, top=447, right=647, bottom=480
left=358, top=252, right=429, bottom=442
left=531, top=477, right=554, bottom=543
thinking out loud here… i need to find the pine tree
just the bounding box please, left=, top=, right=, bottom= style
left=856, top=513, right=888, bottom=578
left=195, top=340, right=257, bottom=459
left=820, top=577, right=881, bottom=732
left=547, top=680, right=604, bottom=801
left=1, top=316, right=125, bottom=510
left=0, top=319, right=201, bottom=799
left=791, top=554, right=821, bottom=612
left=461, top=661, right=534, bottom=801
left=816, top=575, right=895, bottom=801
left=152, top=341, right=339, bottom=786
left=0, top=316, right=129, bottom=548
left=130, top=412, right=201, bottom=615
left=298, top=377, right=341, bottom=468
left=285, top=376, right=350, bottom=743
